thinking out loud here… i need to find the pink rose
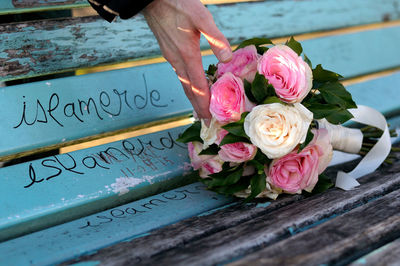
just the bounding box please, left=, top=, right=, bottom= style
left=258, top=45, right=312, bottom=103
left=188, top=142, right=223, bottom=178
left=188, top=142, right=214, bottom=170
left=217, top=45, right=260, bottom=83
left=267, top=129, right=333, bottom=193
left=209, top=72, right=245, bottom=124
left=216, top=129, right=257, bottom=163
left=199, top=157, right=223, bottom=178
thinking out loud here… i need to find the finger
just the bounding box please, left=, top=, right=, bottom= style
left=180, top=44, right=212, bottom=120
left=170, top=59, right=205, bottom=119
left=195, top=10, right=232, bottom=63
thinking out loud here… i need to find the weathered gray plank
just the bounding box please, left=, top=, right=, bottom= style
left=0, top=1, right=87, bottom=15
left=229, top=191, right=400, bottom=266
left=65, top=146, right=400, bottom=265
left=1, top=0, right=400, bottom=81
left=349, top=238, right=400, bottom=266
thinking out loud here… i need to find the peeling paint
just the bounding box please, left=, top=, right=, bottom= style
left=111, top=177, right=144, bottom=196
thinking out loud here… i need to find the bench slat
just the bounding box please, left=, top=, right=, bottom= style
left=0, top=126, right=191, bottom=242
left=230, top=190, right=400, bottom=266
left=1, top=0, right=399, bottom=81
left=65, top=152, right=400, bottom=265
left=1, top=63, right=399, bottom=162
left=0, top=57, right=197, bottom=159
left=349, top=238, right=400, bottom=266
left=0, top=1, right=87, bottom=15
left=0, top=183, right=233, bottom=266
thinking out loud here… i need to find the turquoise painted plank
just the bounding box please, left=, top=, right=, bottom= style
left=0, top=126, right=193, bottom=242
left=301, top=26, right=400, bottom=79
left=347, top=71, right=400, bottom=116
left=2, top=29, right=400, bottom=158
left=1, top=0, right=400, bottom=81
left=0, top=183, right=233, bottom=266
left=0, top=56, right=200, bottom=158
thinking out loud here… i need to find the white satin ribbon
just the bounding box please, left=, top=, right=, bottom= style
left=335, top=105, right=391, bottom=190
left=318, top=119, right=363, bottom=154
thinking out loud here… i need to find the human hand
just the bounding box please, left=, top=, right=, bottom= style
left=143, top=0, right=232, bottom=122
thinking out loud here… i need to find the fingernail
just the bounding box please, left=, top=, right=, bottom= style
left=220, top=48, right=232, bottom=62
left=203, top=118, right=211, bottom=127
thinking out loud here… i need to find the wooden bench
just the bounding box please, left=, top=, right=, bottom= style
left=1, top=0, right=400, bottom=265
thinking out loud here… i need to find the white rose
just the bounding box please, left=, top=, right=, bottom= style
left=244, top=103, right=313, bottom=159
left=200, top=117, right=222, bottom=149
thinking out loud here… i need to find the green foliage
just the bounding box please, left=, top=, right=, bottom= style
left=298, top=128, right=314, bottom=153
left=249, top=73, right=277, bottom=103
left=251, top=73, right=270, bottom=102
left=235, top=37, right=273, bottom=54
left=176, top=121, right=202, bottom=143
left=313, top=64, right=343, bottom=83
left=206, top=64, right=217, bottom=76
left=319, top=82, right=357, bottom=109
left=305, top=102, right=354, bottom=124
left=219, top=133, right=250, bottom=146
left=286, top=36, right=303, bottom=56
left=205, top=166, right=244, bottom=188
left=199, top=144, right=220, bottom=155
left=303, top=64, right=356, bottom=124
left=306, top=174, right=334, bottom=195
left=262, top=96, right=284, bottom=104
left=222, top=112, right=249, bottom=138
left=211, top=175, right=252, bottom=195
left=254, top=149, right=271, bottom=166
left=246, top=172, right=267, bottom=201
left=244, top=79, right=257, bottom=103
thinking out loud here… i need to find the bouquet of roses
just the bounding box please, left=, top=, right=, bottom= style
left=177, top=37, right=396, bottom=200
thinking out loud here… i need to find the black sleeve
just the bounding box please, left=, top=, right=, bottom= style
left=88, top=0, right=154, bottom=23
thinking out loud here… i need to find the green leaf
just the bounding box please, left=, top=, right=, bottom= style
left=257, top=46, right=269, bottom=54
left=199, top=144, right=220, bottom=155
left=176, top=121, right=202, bottom=143
left=222, top=112, right=249, bottom=138
left=254, top=149, right=271, bottom=165
left=325, top=109, right=354, bottom=124
left=319, top=82, right=357, bottom=109
left=306, top=103, right=341, bottom=119
left=313, top=64, right=343, bottom=83
left=244, top=79, right=257, bottom=103
left=220, top=133, right=250, bottom=146
left=206, top=64, right=217, bottom=76
left=262, top=96, right=284, bottom=104
left=235, top=37, right=273, bottom=51
left=212, top=175, right=252, bottom=195
left=206, top=167, right=244, bottom=188
left=304, top=54, right=312, bottom=68
left=286, top=36, right=303, bottom=56
left=306, top=103, right=354, bottom=124
left=247, top=159, right=265, bottom=174
left=251, top=73, right=270, bottom=103
left=246, top=172, right=267, bottom=201
left=298, top=129, right=314, bottom=152
left=309, top=174, right=333, bottom=194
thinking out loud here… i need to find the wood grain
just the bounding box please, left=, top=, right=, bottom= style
left=229, top=190, right=400, bottom=266
left=65, top=148, right=400, bottom=265
left=349, top=238, right=400, bottom=266
left=1, top=0, right=400, bottom=81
